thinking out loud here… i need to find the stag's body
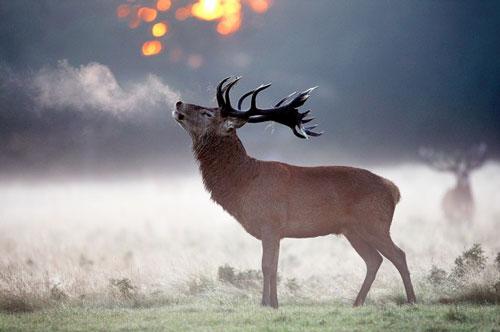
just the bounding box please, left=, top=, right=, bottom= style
left=175, top=77, right=416, bottom=308
left=442, top=178, right=474, bottom=222
left=420, top=144, right=486, bottom=223
left=196, top=133, right=398, bottom=239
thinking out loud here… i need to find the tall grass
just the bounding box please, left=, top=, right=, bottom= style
left=0, top=164, right=499, bottom=313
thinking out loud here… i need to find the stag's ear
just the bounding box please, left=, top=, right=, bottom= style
left=222, top=117, right=246, bottom=133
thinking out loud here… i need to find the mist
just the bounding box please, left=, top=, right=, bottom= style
left=1, top=1, right=499, bottom=324
left=1, top=162, right=499, bottom=305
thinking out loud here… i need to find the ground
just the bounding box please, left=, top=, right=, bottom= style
left=1, top=173, right=499, bottom=331
left=0, top=302, right=499, bottom=332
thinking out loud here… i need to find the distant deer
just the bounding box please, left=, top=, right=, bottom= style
left=419, top=144, right=487, bottom=223
left=173, top=77, right=416, bottom=307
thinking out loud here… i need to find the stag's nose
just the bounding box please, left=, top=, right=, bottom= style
left=172, top=102, right=185, bottom=121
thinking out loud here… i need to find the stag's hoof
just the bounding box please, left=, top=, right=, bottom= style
left=261, top=302, right=279, bottom=309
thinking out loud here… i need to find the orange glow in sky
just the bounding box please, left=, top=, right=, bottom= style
left=151, top=22, right=168, bottom=37
left=138, top=7, right=158, bottom=22
left=116, top=4, right=131, bottom=18
left=247, top=0, right=270, bottom=14
left=116, top=0, right=272, bottom=60
left=191, top=0, right=224, bottom=21
left=175, top=7, right=192, bottom=21
left=142, top=40, right=163, bottom=56
left=156, top=0, right=172, bottom=11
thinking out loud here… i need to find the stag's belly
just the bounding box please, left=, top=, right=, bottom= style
left=233, top=185, right=347, bottom=239
left=280, top=200, right=352, bottom=238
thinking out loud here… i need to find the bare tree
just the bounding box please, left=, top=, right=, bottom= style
left=419, top=143, right=487, bottom=222
left=173, top=77, right=416, bottom=307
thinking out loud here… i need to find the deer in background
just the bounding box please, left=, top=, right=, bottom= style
left=419, top=143, right=487, bottom=223
left=173, top=77, right=416, bottom=308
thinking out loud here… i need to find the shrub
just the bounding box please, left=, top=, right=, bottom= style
left=217, top=264, right=263, bottom=289
left=187, top=275, right=213, bottom=295
left=450, top=284, right=499, bottom=304
left=218, top=265, right=236, bottom=284
left=0, top=290, right=41, bottom=313
left=233, top=269, right=263, bottom=289
left=494, top=281, right=500, bottom=296
left=434, top=244, right=500, bottom=305
left=451, top=244, right=487, bottom=279
left=50, top=284, right=68, bottom=301
left=428, top=265, right=447, bottom=285
left=109, top=278, right=136, bottom=300
left=285, top=278, right=301, bottom=294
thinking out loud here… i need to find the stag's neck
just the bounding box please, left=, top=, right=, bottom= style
left=193, top=133, right=257, bottom=212
left=455, top=175, right=470, bottom=189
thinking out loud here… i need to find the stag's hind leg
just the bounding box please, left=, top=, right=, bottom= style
left=344, top=230, right=383, bottom=306
left=360, top=229, right=416, bottom=304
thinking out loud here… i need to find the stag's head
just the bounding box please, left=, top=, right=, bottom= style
left=173, top=77, right=322, bottom=141
left=419, top=143, right=488, bottom=184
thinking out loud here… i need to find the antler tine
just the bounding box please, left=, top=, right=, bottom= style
left=304, top=124, right=318, bottom=130
left=299, top=86, right=317, bottom=101
left=298, top=110, right=311, bottom=120
left=237, top=90, right=254, bottom=110
left=304, top=125, right=323, bottom=137
left=292, top=126, right=307, bottom=139
left=465, top=142, right=488, bottom=170
left=217, top=77, right=232, bottom=107
left=282, top=86, right=317, bottom=111
left=305, top=131, right=323, bottom=137
left=238, top=83, right=275, bottom=110
left=223, top=76, right=241, bottom=110
left=250, top=84, right=272, bottom=111
left=274, top=91, right=297, bottom=108
left=298, top=127, right=310, bottom=140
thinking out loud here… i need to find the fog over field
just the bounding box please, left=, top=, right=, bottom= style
left=1, top=163, right=499, bottom=307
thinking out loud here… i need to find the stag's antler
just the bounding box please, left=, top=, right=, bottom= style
left=418, top=147, right=459, bottom=172
left=216, top=76, right=322, bottom=139
left=464, top=143, right=487, bottom=171
left=419, top=143, right=488, bottom=173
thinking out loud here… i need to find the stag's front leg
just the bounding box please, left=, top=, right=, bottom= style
left=261, top=230, right=280, bottom=308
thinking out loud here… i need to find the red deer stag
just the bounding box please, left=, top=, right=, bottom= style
left=419, top=143, right=487, bottom=223
left=173, top=77, right=416, bottom=307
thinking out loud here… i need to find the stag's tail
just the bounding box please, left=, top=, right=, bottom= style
left=382, top=178, right=401, bottom=205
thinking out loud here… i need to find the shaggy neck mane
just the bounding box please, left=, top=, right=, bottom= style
left=193, top=132, right=257, bottom=213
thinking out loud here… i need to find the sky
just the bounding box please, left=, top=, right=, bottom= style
left=0, top=0, right=499, bottom=178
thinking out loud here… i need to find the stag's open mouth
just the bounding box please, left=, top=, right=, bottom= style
left=172, top=110, right=185, bottom=122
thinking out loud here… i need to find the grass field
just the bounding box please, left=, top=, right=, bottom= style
left=1, top=169, right=499, bottom=331
left=0, top=301, right=499, bottom=332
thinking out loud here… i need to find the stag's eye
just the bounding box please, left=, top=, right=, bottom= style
left=201, top=111, right=213, bottom=118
